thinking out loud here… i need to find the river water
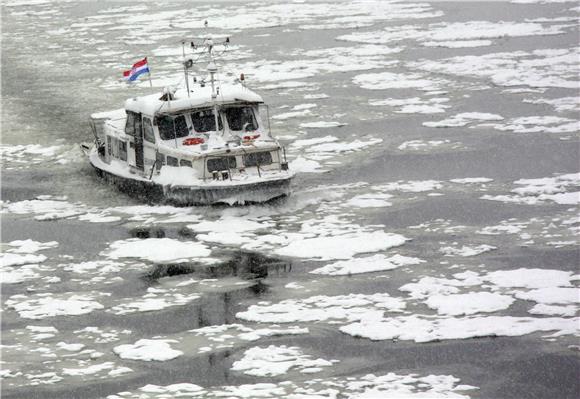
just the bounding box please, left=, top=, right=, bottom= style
left=1, top=1, right=579, bottom=398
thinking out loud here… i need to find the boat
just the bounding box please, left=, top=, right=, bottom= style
left=85, top=36, right=294, bottom=206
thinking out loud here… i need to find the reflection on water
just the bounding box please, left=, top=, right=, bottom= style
left=146, top=250, right=292, bottom=281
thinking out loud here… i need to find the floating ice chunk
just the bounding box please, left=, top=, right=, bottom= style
left=56, top=342, right=85, bottom=352
left=6, top=292, right=106, bottom=319
left=0, top=253, right=46, bottom=267
left=483, top=173, right=580, bottom=205
left=289, top=156, right=326, bottom=173
left=114, top=339, right=183, bottom=361
left=379, top=180, right=443, bottom=192
left=272, top=109, right=312, bottom=120
left=62, top=362, right=117, bottom=376
left=237, top=293, right=406, bottom=324
left=104, top=238, right=211, bottom=263
left=398, top=139, right=461, bottom=151
left=304, top=93, right=329, bottom=99
left=440, top=244, right=497, bottom=257
left=485, top=268, right=573, bottom=289
left=108, top=371, right=476, bottom=398
left=400, top=273, right=484, bottom=299
left=477, top=224, right=523, bottom=235
left=423, top=112, right=504, bottom=128
left=2, top=198, right=86, bottom=221
left=529, top=304, right=577, bottom=317
left=307, top=138, right=382, bottom=154
left=110, top=291, right=201, bottom=315
left=6, top=239, right=58, bottom=253
left=423, top=39, right=492, bottom=48
left=354, top=71, right=444, bottom=91
left=291, top=135, right=338, bottom=149
left=139, top=383, right=203, bottom=394
left=345, top=193, right=393, bottom=208
left=189, top=216, right=272, bottom=234
left=299, top=121, right=347, bottom=128
left=63, top=260, right=124, bottom=275
left=515, top=287, right=579, bottom=305
left=425, top=292, right=515, bottom=316
left=341, top=315, right=579, bottom=342
left=311, top=254, right=424, bottom=276
left=411, top=47, right=580, bottom=89
left=275, top=231, right=407, bottom=260
left=524, top=96, right=580, bottom=112
left=231, top=345, right=335, bottom=377
left=450, top=177, right=494, bottom=184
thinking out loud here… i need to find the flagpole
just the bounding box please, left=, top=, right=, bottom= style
left=147, top=57, right=153, bottom=88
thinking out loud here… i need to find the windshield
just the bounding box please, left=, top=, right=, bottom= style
left=157, top=114, right=189, bottom=140
left=224, top=106, right=258, bottom=131
left=191, top=109, right=223, bottom=133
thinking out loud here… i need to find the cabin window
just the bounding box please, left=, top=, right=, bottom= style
left=157, top=115, right=189, bottom=140
left=224, top=106, right=257, bottom=131
left=244, top=151, right=272, bottom=167
left=180, top=159, right=192, bottom=167
left=119, top=141, right=127, bottom=161
left=125, top=112, right=136, bottom=136
left=155, top=151, right=164, bottom=171
left=191, top=109, right=223, bottom=133
left=166, top=156, right=178, bottom=167
left=143, top=117, right=155, bottom=143
left=207, top=156, right=236, bottom=172
left=107, top=136, right=112, bottom=157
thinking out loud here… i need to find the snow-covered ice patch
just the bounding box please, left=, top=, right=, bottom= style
left=310, top=254, right=424, bottom=276
left=341, top=315, right=579, bottom=342
left=6, top=292, right=107, bottom=319
left=231, top=345, right=336, bottom=376
left=237, top=293, right=406, bottom=324
left=425, top=292, right=515, bottom=316
left=275, top=231, right=407, bottom=260
left=114, top=339, right=183, bottom=361
left=423, top=112, right=504, bottom=128
left=104, top=238, right=211, bottom=263
left=440, top=244, right=497, bottom=257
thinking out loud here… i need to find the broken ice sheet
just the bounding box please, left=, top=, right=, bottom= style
left=231, top=345, right=337, bottom=377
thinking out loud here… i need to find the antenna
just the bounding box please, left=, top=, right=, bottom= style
left=182, top=41, right=190, bottom=97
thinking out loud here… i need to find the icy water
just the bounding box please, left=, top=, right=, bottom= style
left=1, top=0, right=579, bottom=398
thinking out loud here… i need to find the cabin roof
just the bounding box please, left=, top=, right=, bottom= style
left=124, top=83, right=263, bottom=116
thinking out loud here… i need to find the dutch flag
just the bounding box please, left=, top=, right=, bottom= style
left=123, top=57, right=150, bottom=82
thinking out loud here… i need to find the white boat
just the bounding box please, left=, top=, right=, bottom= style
left=86, top=36, right=294, bottom=206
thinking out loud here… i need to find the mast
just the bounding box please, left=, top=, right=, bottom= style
left=206, top=36, right=222, bottom=137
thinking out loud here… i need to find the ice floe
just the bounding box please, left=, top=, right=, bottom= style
left=354, top=71, right=446, bottom=91
left=423, top=112, right=504, bottom=128
left=104, top=238, right=211, bottom=263
left=109, top=287, right=201, bottom=315
left=410, top=48, right=580, bottom=89
left=339, top=20, right=568, bottom=48
left=6, top=292, right=108, bottom=319
left=231, top=345, right=336, bottom=376
left=398, top=139, right=463, bottom=151
left=524, top=96, right=580, bottom=112
left=237, top=293, right=406, bottom=323
left=341, top=315, right=579, bottom=342
left=310, top=254, right=424, bottom=276
left=482, top=172, right=580, bottom=205
left=424, top=292, right=515, bottom=316
left=114, top=339, right=183, bottom=361
left=275, top=231, right=407, bottom=260
left=440, top=244, right=497, bottom=257
left=370, top=97, right=451, bottom=114
left=107, top=372, right=476, bottom=398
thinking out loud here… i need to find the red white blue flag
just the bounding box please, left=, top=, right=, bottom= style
left=123, top=57, right=150, bottom=82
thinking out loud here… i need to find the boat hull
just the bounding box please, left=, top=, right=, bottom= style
left=90, top=161, right=292, bottom=206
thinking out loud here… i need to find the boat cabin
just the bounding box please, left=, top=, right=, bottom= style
left=91, top=84, right=288, bottom=183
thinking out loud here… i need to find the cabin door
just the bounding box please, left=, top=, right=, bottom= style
left=133, top=112, right=144, bottom=171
